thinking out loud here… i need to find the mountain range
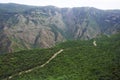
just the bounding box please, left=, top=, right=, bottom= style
left=0, top=3, right=120, bottom=53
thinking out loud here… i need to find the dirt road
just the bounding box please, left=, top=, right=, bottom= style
left=3, top=49, right=64, bottom=80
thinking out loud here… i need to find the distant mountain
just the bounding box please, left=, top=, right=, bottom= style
left=0, top=3, right=120, bottom=53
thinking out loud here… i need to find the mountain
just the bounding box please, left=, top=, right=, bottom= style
left=0, top=3, right=120, bottom=53
left=0, top=33, right=120, bottom=80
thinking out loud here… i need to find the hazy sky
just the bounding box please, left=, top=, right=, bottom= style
left=0, top=0, right=120, bottom=10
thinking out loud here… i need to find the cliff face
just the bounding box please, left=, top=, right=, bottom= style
left=62, top=8, right=120, bottom=39
left=0, top=3, right=120, bottom=53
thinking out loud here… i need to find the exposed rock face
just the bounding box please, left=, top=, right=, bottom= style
left=0, top=3, right=120, bottom=53
left=61, top=8, right=120, bottom=39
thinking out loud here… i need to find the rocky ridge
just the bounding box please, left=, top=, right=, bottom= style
left=0, top=3, right=120, bottom=53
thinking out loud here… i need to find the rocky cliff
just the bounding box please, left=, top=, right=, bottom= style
left=0, top=3, right=120, bottom=53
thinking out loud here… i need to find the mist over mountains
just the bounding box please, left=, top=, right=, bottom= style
left=0, top=3, right=120, bottom=53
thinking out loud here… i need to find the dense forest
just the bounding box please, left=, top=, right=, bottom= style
left=0, top=34, right=120, bottom=80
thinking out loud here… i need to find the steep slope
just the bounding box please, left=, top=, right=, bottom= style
left=61, top=7, right=120, bottom=39
left=0, top=4, right=65, bottom=53
left=0, top=3, right=120, bottom=53
left=0, top=34, right=120, bottom=80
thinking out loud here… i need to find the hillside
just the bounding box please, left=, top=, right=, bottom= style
left=0, top=33, right=120, bottom=80
left=0, top=3, right=120, bottom=53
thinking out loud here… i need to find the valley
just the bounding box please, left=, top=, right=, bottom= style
left=0, top=3, right=120, bottom=80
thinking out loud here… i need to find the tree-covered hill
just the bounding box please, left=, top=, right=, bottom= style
left=0, top=33, right=120, bottom=80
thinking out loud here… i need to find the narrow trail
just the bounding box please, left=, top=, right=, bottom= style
left=93, top=40, right=97, bottom=46
left=3, top=49, right=64, bottom=80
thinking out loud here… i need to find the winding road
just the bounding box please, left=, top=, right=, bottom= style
left=3, top=49, right=64, bottom=80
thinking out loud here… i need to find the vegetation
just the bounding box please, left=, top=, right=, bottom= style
left=0, top=3, right=35, bottom=13
left=0, top=48, right=60, bottom=79
left=0, top=34, right=120, bottom=80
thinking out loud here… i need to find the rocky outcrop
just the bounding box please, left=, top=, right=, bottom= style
left=0, top=3, right=120, bottom=53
